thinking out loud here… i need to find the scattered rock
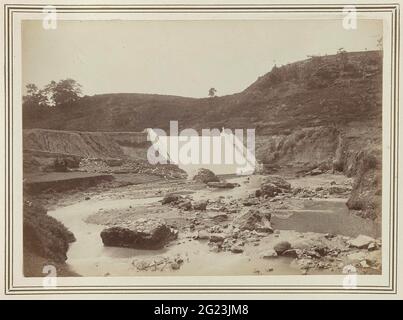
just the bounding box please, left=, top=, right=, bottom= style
left=178, top=200, right=192, bottom=211
left=262, top=175, right=291, bottom=191
left=132, top=255, right=186, bottom=272
left=100, top=218, right=177, bottom=249
left=262, top=249, right=278, bottom=259
left=209, top=244, right=221, bottom=253
left=209, top=234, right=225, bottom=243
left=171, top=262, right=180, bottom=270
left=175, top=256, right=184, bottom=264
left=317, top=261, right=330, bottom=269
left=161, top=193, right=182, bottom=205
left=365, top=250, right=382, bottom=268
left=260, top=183, right=282, bottom=197
left=347, top=234, right=375, bottom=249
left=193, top=168, right=220, bottom=184
left=313, top=246, right=328, bottom=257
left=329, top=186, right=351, bottom=195
left=209, top=225, right=223, bottom=233
left=243, top=199, right=259, bottom=206
left=104, top=158, right=124, bottom=167
left=197, top=230, right=210, bottom=240
left=304, top=249, right=321, bottom=259
left=207, top=212, right=228, bottom=222
left=135, top=260, right=150, bottom=270
left=193, top=200, right=208, bottom=211
left=273, top=241, right=292, bottom=255
left=231, top=246, right=244, bottom=253
left=233, top=209, right=273, bottom=233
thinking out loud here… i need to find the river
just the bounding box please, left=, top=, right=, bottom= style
left=48, top=174, right=380, bottom=276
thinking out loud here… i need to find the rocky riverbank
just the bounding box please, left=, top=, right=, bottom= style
left=23, top=200, right=78, bottom=276
left=38, top=168, right=381, bottom=277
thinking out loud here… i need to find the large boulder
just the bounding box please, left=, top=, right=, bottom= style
left=193, top=200, right=208, bottom=211
left=233, top=209, right=273, bottom=233
left=273, top=241, right=292, bottom=255
left=178, top=200, right=192, bottom=211
left=260, top=183, right=282, bottom=197
left=100, top=218, right=177, bottom=250
left=161, top=193, right=182, bottom=205
left=262, top=175, right=291, bottom=191
left=259, top=175, right=291, bottom=197
left=193, top=168, right=220, bottom=184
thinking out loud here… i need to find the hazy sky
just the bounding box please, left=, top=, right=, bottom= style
left=22, top=19, right=382, bottom=98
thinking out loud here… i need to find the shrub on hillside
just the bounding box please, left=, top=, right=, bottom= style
left=346, top=149, right=382, bottom=220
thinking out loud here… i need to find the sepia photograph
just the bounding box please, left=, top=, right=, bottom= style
left=1, top=0, right=402, bottom=300
left=21, top=17, right=384, bottom=277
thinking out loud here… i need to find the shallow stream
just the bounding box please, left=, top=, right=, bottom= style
left=48, top=175, right=380, bottom=276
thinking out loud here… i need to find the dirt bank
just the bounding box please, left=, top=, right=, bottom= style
left=23, top=200, right=77, bottom=276
left=24, top=129, right=126, bottom=158
left=255, top=122, right=382, bottom=220
left=24, top=172, right=115, bottom=194
left=346, top=148, right=382, bottom=220
left=256, top=126, right=340, bottom=172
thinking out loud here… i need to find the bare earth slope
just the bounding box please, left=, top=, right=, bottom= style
left=24, top=129, right=125, bottom=158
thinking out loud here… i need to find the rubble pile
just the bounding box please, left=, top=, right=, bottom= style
left=79, top=158, right=187, bottom=179
left=131, top=254, right=187, bottom=272
left=192, top=168, right=220, bottom=184
left=89, top=170, right=381, bottom=275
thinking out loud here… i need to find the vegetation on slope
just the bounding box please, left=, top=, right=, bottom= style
left=346, top=148, right=382, bottom=220
left=23, top=50, right=382, bottom=135
left=23, top=200, right=76, bottom=276
left=22, top=50, right=383, bottom=220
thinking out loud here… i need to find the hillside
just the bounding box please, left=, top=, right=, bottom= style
left=23, top=50, right=383, bottom=219
left=23, top=50, right=382, bottom=135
